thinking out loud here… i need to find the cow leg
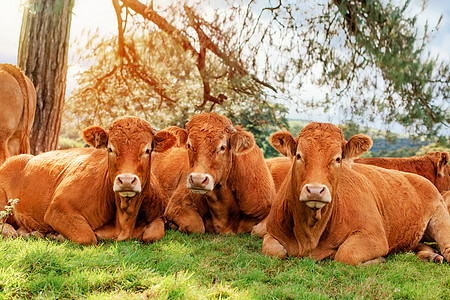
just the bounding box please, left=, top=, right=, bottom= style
left=414, top=243, right=443, bottom=264
left=334, top=232, right=389, bottom=265
left=424, top=204, right=450, bottom=262
left=262, top=233, right=287, bottom=259
left=44, top=207, right=97, bottom=245
left=251, top=218, right=267, bottom=238
left=136, top=217, right=165, bottom=243
left=165, top=204, right=205, bottom=234
left=94, top=223, right=120, bottom=240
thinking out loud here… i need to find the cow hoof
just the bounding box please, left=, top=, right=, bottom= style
left=47, top=233, right=66, bottom=242
left=1, top=223, right=18, bottom=238
left=432, top=253, right=444, bottom=264
left=362, top=257, right=386, bottom=266
left=165, top=220, right=179, bottom=230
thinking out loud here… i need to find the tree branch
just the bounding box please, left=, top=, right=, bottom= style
left=119, top=0, right=277, bottom=109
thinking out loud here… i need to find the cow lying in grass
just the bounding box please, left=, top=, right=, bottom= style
left=152, top=112, right=274, bottom=234
left=262, top=122, right=450, bottom=265
left=0, top=116, right=175, bottom=244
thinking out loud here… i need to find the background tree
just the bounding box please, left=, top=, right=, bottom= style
left=66, top=28, right=288, bottom=156
left=18, top=0, right=74, bottom=154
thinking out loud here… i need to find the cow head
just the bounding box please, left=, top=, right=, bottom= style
left=82, top=117, right=175, bottom=238
left=270, top=123, right=372, bottom=211
left=427, top=151, right=450, bottom=192
left=164, top=112, right=254, bottom=194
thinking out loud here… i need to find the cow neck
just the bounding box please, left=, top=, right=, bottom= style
left=111, top=162, right=151, bottom=241
left=203, top=184, right=238, bottom=233
left=287, top=162, right=334, bottom=256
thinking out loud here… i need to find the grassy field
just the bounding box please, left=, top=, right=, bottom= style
left=0, top=231, right=449, bottom=299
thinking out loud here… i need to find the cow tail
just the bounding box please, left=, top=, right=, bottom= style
left=0, top=64, right=31, bottom=154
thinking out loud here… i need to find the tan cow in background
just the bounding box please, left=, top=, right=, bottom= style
left=0, top=64, right=36, bottom=165
left=355, top=152, right=450, bottom=193
left=262, top=123, right=450, bottom=265
left=152, top=112, right=274, bottom=234
left=0, top=116, right=175, bottom=244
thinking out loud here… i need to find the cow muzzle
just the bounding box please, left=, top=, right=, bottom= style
left=113, top=173, right=142, bottom=198
left=299, top=183, right=332, bottom=210
left=187, top=172, right=214, bottom=194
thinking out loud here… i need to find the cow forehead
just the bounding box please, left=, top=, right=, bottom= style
left=108, top=117, right=154, bottom=150
left=188, top=129, right=226, bottom=145
left=186, top=113, right=234, bottom=133
left=186, top=113, right=234, bottom=145
left=297, top=123, right=345, bottom=154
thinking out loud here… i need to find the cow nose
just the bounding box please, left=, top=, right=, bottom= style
left=113, top=173, right=142, bottom=195
left=189, top=173, right=209, bottom=187
left=305, top=184, right=325, bottom=197
left=187, top=173, right=214, bottom=193
left=300, top=183, right=331, bottom=202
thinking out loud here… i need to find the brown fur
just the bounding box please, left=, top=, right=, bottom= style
left=263, top=122, right=450, bottom=265
left=355, top=152, right=450, bottom=193
left=152, top=112, right=275, bottom=234
left=0, top=116, right=175, bottom=244
left=0, top=64, right=36, bottom=165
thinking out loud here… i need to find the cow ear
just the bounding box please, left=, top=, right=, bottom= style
left=342, top=134, right=373, bottom=159
left=82, top=126, right=108, bottom=149
left=152, top=131, right=176, bottom=153
left=270, top=131, right=296, bottom=157
left=436, top=152, right=449, bottom=177
left=230, top=127, right=255, bottom=155
left=159, top=126, right=188, bottom=147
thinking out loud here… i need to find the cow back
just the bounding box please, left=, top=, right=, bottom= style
left=0, top=64, right=36, bottom=157
left=152, top=147, right=190, bottom=199
left=228, top=144, right=274, bottom=220
left=0, top=148, right=113, bottom=233
left=355, top=153, right=450, bottom=193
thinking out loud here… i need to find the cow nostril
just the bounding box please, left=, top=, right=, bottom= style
left=131, top=177, right=136, bottom=185
left=118, top=178, right=123, bottom=184
left=306, top=186, right=311, bottom=194
left=202, top=176, right=209, bottom=185
left=320, top=187, right=325, bottom=194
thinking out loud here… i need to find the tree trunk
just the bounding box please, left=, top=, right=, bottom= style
left=17, top=0, right=74, bottom=154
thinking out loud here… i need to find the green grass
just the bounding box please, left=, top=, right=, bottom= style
left=0, top=231, right=449, bottom=299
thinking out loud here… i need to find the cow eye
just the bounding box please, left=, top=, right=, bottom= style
left=219, top=145, right=226, bottom=152
left=107, top=147, right=113, bottom=153
left=145, top=149, right=151, bottom=154
left=336, top=157, right=341, bottom=163
left=187, top=143, right=191, bottom=149
left=296, top=153, right=301, bottom=160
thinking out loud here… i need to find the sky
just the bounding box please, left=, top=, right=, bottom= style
left=0, top=0, right=449, bottom=132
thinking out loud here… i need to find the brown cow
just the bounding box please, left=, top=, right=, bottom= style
left=355, top=152, right=450, bottom=193
left=262, top=122, right=450, bottom=265
left=0, top=116, right=175, bottom=244
left=0, top=64, right=36, bottom=165
left=152, top=112, right=274, bottom=234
